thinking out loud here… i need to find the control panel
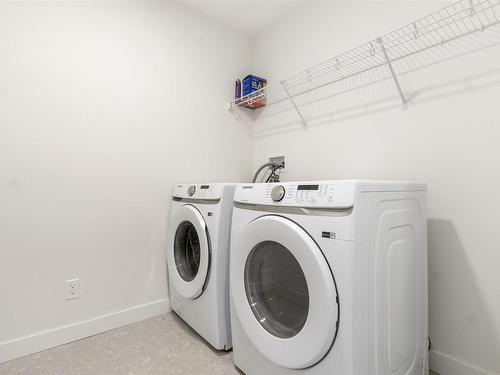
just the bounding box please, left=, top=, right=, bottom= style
left=173, top=184, right=223, bottom=200
left=235, top=181, right=356, bottom=209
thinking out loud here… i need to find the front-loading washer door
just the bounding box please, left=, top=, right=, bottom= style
left=231, top=215, right=339, bottom=369
left=168, top=204, right=210, bottom=300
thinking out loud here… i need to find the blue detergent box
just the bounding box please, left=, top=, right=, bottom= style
left=240, top=75, right=267, bottom=109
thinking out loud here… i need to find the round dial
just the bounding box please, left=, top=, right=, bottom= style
left=271, top=185, right=286, bottom=202
left=188, top=185, right=196, bottom=196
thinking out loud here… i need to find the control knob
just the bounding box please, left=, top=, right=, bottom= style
left=271, top=185, right=286, bottom=202
left=188, top=185, right=196, bottom=196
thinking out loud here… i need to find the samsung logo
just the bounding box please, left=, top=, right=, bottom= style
left=242, top=186, right=253, bottom=189
left=322, top=231, right=336, bottom=239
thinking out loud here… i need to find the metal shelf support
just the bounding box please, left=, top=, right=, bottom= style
left=281, top=81, right=308, bottom=129
left=229, top=102, right=254, bottom=137
left=377, top=37, right=408, bottom=108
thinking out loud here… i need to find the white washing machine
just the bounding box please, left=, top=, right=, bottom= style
left=230, top=180, right=428, bottom=375
left=166, top=183, right=235, bottom=350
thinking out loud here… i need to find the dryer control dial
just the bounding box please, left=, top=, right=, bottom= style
left=188, top=185, right=196, bottom=196
left=271, top=185, right=286, bottom=202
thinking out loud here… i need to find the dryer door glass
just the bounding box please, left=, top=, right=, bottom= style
left=231, top=215, right=339, bottom=369
left=174, top=221, right=201, bottom=282
left=244, top=240, right=309, bottom=339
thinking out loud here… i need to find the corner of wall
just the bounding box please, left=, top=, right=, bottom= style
left=430, top=348, right=494, bottom=374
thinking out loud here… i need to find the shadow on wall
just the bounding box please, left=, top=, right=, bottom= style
left=311, top=67, right=500, bottom=128
left=246, top=67, right=500, bottom=138
left=241, top=28, right=500, bottom=138
left=428, top=219, right=500, bottom=373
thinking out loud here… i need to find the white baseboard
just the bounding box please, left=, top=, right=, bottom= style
left=0, top=298, right=171, bottom=364
left=430, top=350, right=495, bottom=375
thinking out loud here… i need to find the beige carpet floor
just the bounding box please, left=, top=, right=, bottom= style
left=0, top=313, right=239, bottom=375
left=0, top=312, right=439, bottom=375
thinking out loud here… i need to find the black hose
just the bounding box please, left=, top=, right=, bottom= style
left=266, top=164, right=284, bottom=183
left=252, top=162, right=279, bottom=183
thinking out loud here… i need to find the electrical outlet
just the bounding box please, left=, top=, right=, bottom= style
left=65, top=279, right=80, bottom=300
left=269, top=156, right=286, bottom=172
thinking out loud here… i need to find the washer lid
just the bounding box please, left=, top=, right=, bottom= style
left=230, top=215, right=339, bottom=369
left=167, top=204, right=210, bottom=299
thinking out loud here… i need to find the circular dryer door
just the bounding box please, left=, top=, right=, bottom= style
left=231, top=215, right=339, bottom=369
left=167, top=204, right=210, bottom=299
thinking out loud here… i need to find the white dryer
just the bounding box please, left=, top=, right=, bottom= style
left=230, top=180, right=428, bottom=375
left=167, top=183, right=235, bottom=350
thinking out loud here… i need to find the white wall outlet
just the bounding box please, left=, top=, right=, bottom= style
left=65, top=279, right=80, bottom=300
left=269, top=156, right=286, bottom=172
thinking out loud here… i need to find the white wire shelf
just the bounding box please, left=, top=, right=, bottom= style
left=230, top=0, right=500, bottom=137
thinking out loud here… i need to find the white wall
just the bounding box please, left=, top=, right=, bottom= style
left=2, top=1, right=499, bottom=371
left=251, top=2, right=500, bottom=375
left=0, top=1, right=252, bottom=362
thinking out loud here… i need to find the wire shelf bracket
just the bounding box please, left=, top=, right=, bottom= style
left=377, top=37, right=408, bottom=109
left=228, top=102, right=254, bottom=137
left=281, top=81, right=309, bottom=129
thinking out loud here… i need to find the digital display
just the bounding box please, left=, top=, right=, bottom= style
left=297, top=184, right=319, bottom=191
left=200, top=185, right=209, bottom=189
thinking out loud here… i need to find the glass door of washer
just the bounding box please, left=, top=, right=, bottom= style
left=167, top=205, right=210, bottom=299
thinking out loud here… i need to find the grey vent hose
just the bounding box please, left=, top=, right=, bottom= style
left=252, top=162, right=278, bottom=183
